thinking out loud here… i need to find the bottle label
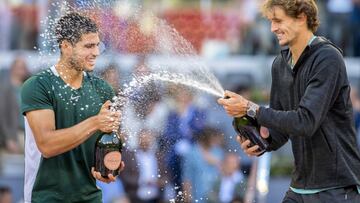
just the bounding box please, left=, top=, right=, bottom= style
left=112, top=137, right=119, bottom=144
left=104, top=151, right=121, bottom=170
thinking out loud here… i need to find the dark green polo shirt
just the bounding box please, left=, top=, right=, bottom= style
left=21, top=66, right=115, bottom=203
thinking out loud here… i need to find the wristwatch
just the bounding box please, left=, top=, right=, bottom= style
left=246, top=101, right=259, bottom=118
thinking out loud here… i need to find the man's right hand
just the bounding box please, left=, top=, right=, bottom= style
left=237, top=126, right=269, bottom=156
left=96, top=100, right=121, bottom=133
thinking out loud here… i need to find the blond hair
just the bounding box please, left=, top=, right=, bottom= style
left=261, top=0, right=320, bottom=32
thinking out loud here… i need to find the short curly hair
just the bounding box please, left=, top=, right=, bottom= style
left=261, top=0, right=320, bottom=33
left=55, top=12, right=98, bottom=47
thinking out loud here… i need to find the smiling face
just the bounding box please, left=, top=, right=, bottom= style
left=267, top=6, right=304, bottom=47
left=63, top=32, right=100, bottom=72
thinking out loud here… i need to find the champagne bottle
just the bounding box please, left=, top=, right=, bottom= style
left=95, top=131, right=123, bottom=178
left=224, top=96, right=269, bottom=152
left=95, top=96, right=125, bottom=178
left=232, top=116, right=268, bottom=152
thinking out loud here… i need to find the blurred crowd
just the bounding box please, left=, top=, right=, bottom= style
left=94, top=56, right=261, bottom=203
left=1, top=53, right=360, bottom=203
left=0, top=0, right=360, bottom=56
left=0, top=54, right=265, bottom=203
left=1, top=0, right=360, bottom=203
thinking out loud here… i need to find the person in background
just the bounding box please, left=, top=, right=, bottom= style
left=120, top=129, right=168, bottom=203
left=350, top=86, right=360, bottom=149
left=218, top=0, right=360, bottom=202
left=351, top=0, right=360, bottom=56
left=182, top=127, right=224, bottom=203
left=96, top=63, right=128, bottom=203
left=0, top=186, right=12, bottom=203
left=0, top=1, right=11, bottom=50
left=208, top=153, right=246, bottom=203
left=158, top=87, right=206, bottom=199
left=0, top=55, right=30, bottom=154
left=100, top=64, right=122, bottom=95
left=326, top=0, right=353, bottom=55
left=122, top=54, right=166, bottom=150
left=350, top=86, right=360, bottom=130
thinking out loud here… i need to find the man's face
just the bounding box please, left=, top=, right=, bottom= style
left=68, top=32, right=100, bottom=72
left=267, top=6, right=302, bottom=46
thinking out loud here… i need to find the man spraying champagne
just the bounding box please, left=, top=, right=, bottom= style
left=218, top=0, right=360, bottom=202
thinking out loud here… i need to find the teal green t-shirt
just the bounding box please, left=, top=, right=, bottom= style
left=21, top=67, right=115, bottom=203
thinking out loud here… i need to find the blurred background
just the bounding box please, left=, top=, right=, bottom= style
left=0, top=0, right=360, bottom=203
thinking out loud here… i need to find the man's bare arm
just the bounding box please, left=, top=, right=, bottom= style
left=25, top=101, right=120, bottom=158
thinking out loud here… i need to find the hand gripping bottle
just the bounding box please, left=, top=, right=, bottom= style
left=224, top=96, right=269, bottom=152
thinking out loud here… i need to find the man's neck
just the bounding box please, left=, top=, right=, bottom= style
left=289, top=31, right=314, bottom=65
left=55, top=59, right=83, bottom=89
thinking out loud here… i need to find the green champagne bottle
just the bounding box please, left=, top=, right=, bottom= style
left=223, top=96, right=269, bottom=152
left=232, top=116, right=268, bottom=152
left=95, top=131, right=123, bottom=178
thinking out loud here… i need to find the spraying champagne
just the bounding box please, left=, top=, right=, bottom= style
left=95, top=96, right=124, bottom=178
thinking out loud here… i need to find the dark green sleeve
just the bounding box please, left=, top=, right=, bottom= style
left=21, top=76, right=53, bottom=115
